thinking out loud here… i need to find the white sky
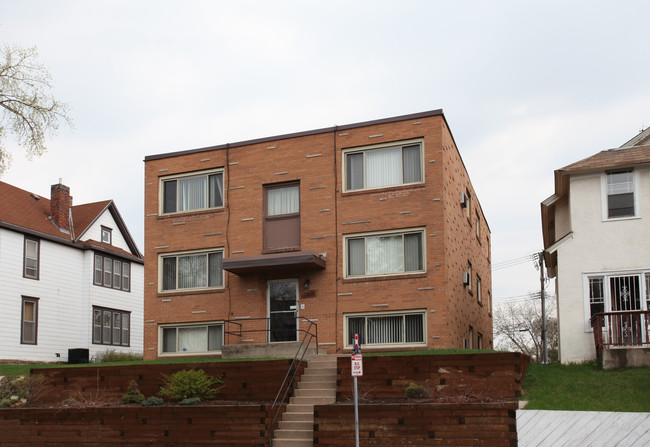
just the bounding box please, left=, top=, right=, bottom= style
left=1, top=1, right=649, bottom=303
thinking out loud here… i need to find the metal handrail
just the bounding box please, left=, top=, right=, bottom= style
left=268, top=318, right=318, bottom=446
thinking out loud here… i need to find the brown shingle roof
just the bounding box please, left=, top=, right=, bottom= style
left=0, top=181, right=142, bottom=261
left=560, top=144, right=650, bottom=173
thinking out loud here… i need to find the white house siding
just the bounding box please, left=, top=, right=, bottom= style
left=78, top=209, right=131, bottom=252
left=0, top=225, right=143, bottom=362
left=86, top=250, right=144, bottom=359
left=555, top=169, right=650, bottom=362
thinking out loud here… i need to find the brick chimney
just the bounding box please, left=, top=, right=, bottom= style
left=50, top=182, right=72, bottom=232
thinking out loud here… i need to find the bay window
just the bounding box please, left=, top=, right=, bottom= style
left=344, top=141, right=423, bottom=191
left=93, top=306, right=130, bottom=346
left=94, top=254, right=131, bottom=292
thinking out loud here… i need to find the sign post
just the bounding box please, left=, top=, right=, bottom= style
left=352, top=333, right=363, bottom=447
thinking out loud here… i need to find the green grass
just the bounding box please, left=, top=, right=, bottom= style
left=521, top=361, right=650, bottom=412
left=0, top=355, right=281, bottom=378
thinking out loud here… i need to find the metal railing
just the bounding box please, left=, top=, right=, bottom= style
left=222, top=317, right=318, bottom=446
left=591, top=310, right=650, bottom=360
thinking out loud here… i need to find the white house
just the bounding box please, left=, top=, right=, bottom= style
left=541, top=129, right=650, bottom=366
left=0, top=181, right=143, bottom=363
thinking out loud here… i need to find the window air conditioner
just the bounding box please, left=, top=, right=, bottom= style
left=462, top=271, right=470, bottom=285
left=460, top=191, right=467, bottom=207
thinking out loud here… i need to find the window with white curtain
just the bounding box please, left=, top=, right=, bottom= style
left=161, top=249, right=224, bottom=291
left=345, top=229, right=424, bottom=277
left=161, top=170, right=224, bottom=214
left=161, top=323, right=223, bottom=354
left=344, top=141, right=423, bottom=191
left=345, top=311, right=425, bottom=347
left=264, top=182, right=300, bottom=250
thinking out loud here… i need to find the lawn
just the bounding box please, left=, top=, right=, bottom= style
left=521, top=361, right=650, bottom=412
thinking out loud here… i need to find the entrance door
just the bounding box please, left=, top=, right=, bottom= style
left=268, top=279, right=298, bottom=342
left=609, top=275, right=642, bottom=345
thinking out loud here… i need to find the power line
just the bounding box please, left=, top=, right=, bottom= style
left=492, top=253, right=539, bottom=271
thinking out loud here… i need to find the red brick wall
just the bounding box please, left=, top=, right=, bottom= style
left=143, top=112, right=492, bottom=359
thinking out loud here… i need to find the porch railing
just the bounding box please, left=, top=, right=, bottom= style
left=590, top=310, right=650, bottom=360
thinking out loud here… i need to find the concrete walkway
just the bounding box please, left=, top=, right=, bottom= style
left=517, top=410, right=650, bottom=446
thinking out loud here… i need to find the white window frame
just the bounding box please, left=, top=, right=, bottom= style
left=160, top=169, right=224, bottom=214
left=343, top=309, right=426, bottom=349
left=582, top=269, right=650, bottom=332
left=159, top=248, right=224, bottom=292
left=101, top=226, right=112, bottom=245
left=159, top=321, right=224, bottom=356
left=342, top=139, right=424, bottom=192
left=600, top=169, right=640, bottom=221
left=343, top=228, right=426, bottom=279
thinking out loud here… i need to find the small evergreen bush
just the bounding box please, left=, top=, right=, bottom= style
left=122, top=380, right=145, bottom=404
left=142, top=396, right=164, bottom=407
left=405, top=382, right=430, bottom=399
left=159, top=369, right=224, bottom=401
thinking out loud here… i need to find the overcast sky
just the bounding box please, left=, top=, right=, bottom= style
left=1, top=1, right=649, bottom=303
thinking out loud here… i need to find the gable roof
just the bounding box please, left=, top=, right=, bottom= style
left=559, top=144, right=650, bottom=174
left=0, top=181, right=142, bottom=262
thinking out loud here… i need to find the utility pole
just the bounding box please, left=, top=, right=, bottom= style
left=539, top=252, right=548, bottom=364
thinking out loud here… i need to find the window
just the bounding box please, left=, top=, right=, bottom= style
left=589, top=277, right=605, bottom=320
left=475, top=211, right=480, bottom=237
left=606, top=170, right=635, bottom=218
left=21, top=296, right=38, bottom=344
left=345, top=311, right=425, bottom=348
left=464, top=190, right=471, bottom=219
left=468, top=326, right=474, bottom=349
left=477, top=332, right=483, bottom=350
left=466, top=262, right=473, bottom=290
left=161, top=170, right=224, bottom=214
left=94, top=253, right=131, bottom=291
left=344, top=141, right=423, bottom=191
left=161, top=323, right=223, bottom=354
left=23, top=237, right=39, bottom=279
left=345, top=229, right=424, bottom=278
left=161, top=249, right=224, bottom=291
left=476, top=275, right=482, bottom=304
left=101, top=226, right=112, bottom=245
left=646, top=274, right=650, bottom=310
left=264, top=182, right=300, bottom=250
left=93, top=307, right=130, bottom=346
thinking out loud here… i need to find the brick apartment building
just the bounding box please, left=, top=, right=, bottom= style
left=143, top=109, right=492, bottom=360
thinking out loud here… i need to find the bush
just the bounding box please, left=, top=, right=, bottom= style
left=159, top=369, right=224, bottom=401
left=0, top=374, right=51, bottom=407
left=142, top=396, right=164, bottom=407
left=94, top=349, right=143, bottom=363
left=179, top=397, right=201, bottom=405
left=122, top=380, right=145, bottom=404
left=405, top=382, right=430, bottom=399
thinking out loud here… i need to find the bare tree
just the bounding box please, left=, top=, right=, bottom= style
left=493, top=295, right=558, bottom=363
left=0, top=45, right=72, bottom=175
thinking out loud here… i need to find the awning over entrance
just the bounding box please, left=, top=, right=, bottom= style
left=223, top=250, right=326, bottom=275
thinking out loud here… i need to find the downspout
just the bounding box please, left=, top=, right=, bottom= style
left=333, top=126, right=340, bottom=352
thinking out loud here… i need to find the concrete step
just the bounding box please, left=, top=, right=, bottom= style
left=290, top=395, right=335, bottom=405
left=273, top=429, right=312, bottom=440
left=294, top=388, right=335, bottom=398
left=302, top=367, right=336, bottom=376
left=284, top=403, right=313, bottom=413
left=297, top=380, right=335, bottom=390
left=278, top=420, right=312, bottom=431
left=271, top=439, right=312, bottom=447
left=282, top=411, right=313, bottom=422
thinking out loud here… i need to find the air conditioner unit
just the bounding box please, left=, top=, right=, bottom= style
left=460, top=191, right=467, bottom=207
left=462, top=271, right=470, bottom=285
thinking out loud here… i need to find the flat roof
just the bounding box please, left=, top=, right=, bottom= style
left=144, top=109, right=444, bottom=161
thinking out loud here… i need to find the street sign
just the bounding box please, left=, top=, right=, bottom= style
left=351, top=353, right=363, bottom=376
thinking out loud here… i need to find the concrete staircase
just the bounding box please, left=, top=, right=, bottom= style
left=271, top=354, right=337, bottom=447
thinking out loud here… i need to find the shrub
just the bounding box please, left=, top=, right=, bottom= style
left=122, top=380, right=145, bottom=404
left=405, top=382, right=430, bottom=399
left=142, top=396, right=164, bottom=407
left=159, top=369, right=224, bottom=401
left=94, top=349, right=143, bottom=363
left=0, top=374, right=51, bottom=407
left=179, top=397, right=201, bottom=405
